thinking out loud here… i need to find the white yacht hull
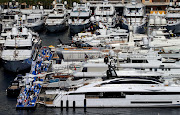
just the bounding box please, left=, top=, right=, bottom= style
left=48, top=94, right=180, bottom=108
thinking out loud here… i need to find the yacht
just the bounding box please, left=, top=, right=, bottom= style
left=1, top=10, right=21, bottom=31
left=45, top=76, right=180, bottom=107
left=147, top=12, right=167, bottom=36
left=45, top=3, right=68, bottom=32
left=25, top=14, right=45, bottom=31
left=25, top=7, right=45, bottom=32
left=72, top=27, right=128, bottom=47
left=90, top=2, right=117, bottom=28
left=116, top=50, right=180, bottom=79
left=68, top=3, right=91, bottom=34
left=121, top=0, right=146, bottom=34
left=1, top=27, right=41, bottom=72
left=166, top=3, right=180, bottom=34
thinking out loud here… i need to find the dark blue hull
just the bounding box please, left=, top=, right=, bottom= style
left=166, top=23, right=180, bottom=34
left=28, top=23, right=44, bottom=32
left=2, top=58, right=32, bottom=72
left=46, top=23, right=68, bottom=33
left=70, top=22, right=91, bottom=34
left=121, top=22, right=146, bottom=34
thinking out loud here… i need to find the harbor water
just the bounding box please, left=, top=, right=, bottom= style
left=1, top=30, right=180, bottom=115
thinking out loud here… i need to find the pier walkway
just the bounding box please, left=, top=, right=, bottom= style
left=16, top=47, right=53, bottom=109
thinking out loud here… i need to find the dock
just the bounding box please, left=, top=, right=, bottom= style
left=16, top=46, right=53, bottom=109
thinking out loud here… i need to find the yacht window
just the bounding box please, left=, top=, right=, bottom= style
left=85, top=92, right=126, bottom=98
left=58, top=10, right=63, bottom=13
left=152, top=0, right=166, bottom=2
left=5, top=46, right=32, bottom=50
left=132, top=60, right=148, bottom=63
left=71, top=17, right=90, bottom=20
left=28, top=19, right=35, bottom=23
left=10, top=16, right=14, bottom=19
left=4, top=16, right=10, bottom=19
left=102, top=80, right=158, bottom=84
left=131, top=101, right=172, bottom=104
left=35, top=18, right=39, bottom=21
left=100, top=7, right=110, bottom=11
left=11, top=82, right=18, bottom=86
left=48, top=17, right=63, bottom=19
left=84, top=92, right=180, bottom=98
left=82, top=67, right=87, bottom=72
left=129, top=8, right=138, bottom=13
left=56, top=5, right=63, bottom=9
left=160, top=65, right=164, bottom=68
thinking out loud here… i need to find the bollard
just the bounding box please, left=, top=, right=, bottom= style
left=73, top=101, right=75, bottom=111
left=61, top=100, right=63, bottom=111
left=66, top=100, right=69, bottom=111
left=84, top=99, right=86, bottom=112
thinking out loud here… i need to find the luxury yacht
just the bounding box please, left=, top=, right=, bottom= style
left=90, top=2, right=117, bottom=28
left=68, top=3, right=91, bottom=34
left=121, top=0, right=147, bottom=34
left=166, top=3, right=180, bottom=34
left=24, top=6, right=46, bottom=32
left=1, top=10, right=21, bottom=31
left=45, top=75, right=180, bottom=107
left=116, top=49, right=180, bottom=79
left=25, top=13, right=45, bottom=31
left=1, top=27, right=41, bottom=72
left=72, top=27, right=128, bottom=47
left=45, top=3, right=68, bottom=32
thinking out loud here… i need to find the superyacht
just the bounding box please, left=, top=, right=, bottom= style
left=90, top=2, right=117, bottom=28
left=1, top=27, right=41, bottom=72
left=45, top=3, right=68, bottom=32
left=166, top=2, right=180, bottom=34
left=68, top=3, right=91, bottom=34
left=121, top=0, right=147, bottom=34
left=25, top=6, right=45, bottom=31
left=45, top=76, right=180, bottom=107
